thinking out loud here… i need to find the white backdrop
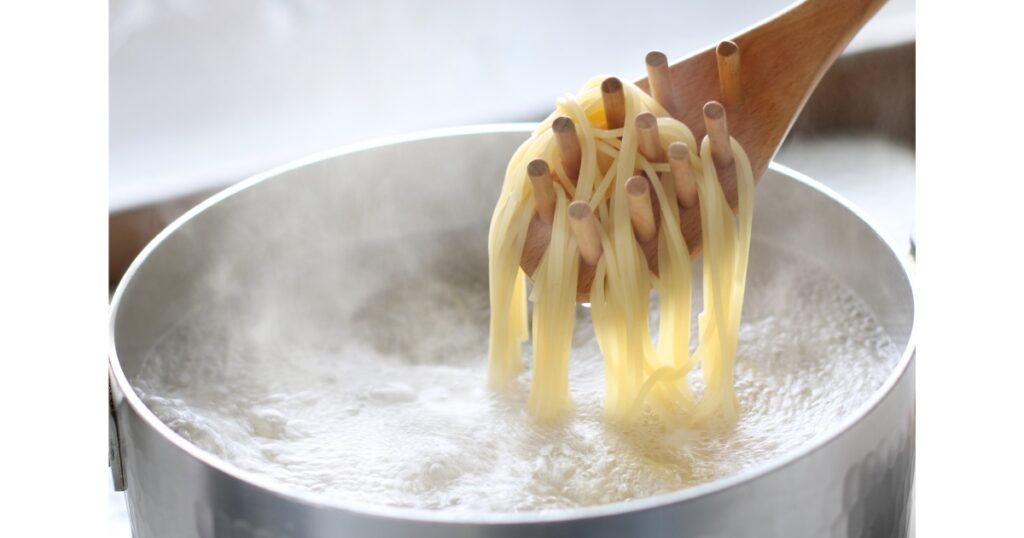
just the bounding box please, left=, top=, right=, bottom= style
left=109, top=0, right=913, bottom=210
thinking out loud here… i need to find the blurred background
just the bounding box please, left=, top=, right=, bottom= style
left=109, top=0, right=913, bottom=532
left=109, top=0, right=914, bottom=285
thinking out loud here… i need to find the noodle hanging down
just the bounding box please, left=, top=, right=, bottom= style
left=488, top=78, right=755, bottom=425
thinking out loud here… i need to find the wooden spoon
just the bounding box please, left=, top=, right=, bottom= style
left=519, top=0, right=887, bottom=301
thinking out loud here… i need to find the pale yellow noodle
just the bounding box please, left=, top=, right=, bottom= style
left=487, top=78, right=754, bottom=425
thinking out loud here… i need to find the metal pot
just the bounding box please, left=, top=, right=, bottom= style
left=109, top=124, right=915, bottom=538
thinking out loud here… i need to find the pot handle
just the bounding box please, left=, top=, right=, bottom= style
left=109, top=373, right=126, bottom=491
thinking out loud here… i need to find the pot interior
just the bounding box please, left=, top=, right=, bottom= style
left=111, top=126, right=914, bottom=513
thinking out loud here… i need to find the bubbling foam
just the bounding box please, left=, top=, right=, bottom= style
left=134, top=236, right=898, bottom=512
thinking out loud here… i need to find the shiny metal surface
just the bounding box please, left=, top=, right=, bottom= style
left=109, top=124, right=915, bottom=538
left=108, top=376, right=126, bottom=492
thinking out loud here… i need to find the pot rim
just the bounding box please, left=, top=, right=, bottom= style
left=108, top=123, right=916, bottom=525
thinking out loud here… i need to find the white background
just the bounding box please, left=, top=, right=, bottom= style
left=109, top=0, right=914, bottom=210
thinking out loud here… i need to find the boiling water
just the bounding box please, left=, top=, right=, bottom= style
left=133, top=234, right=898, bottom=513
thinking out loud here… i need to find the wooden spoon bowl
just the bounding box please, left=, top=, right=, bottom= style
left=517, top=0, right=887, bottom=301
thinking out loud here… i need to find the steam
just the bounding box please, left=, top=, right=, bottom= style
left=125, top=134, right=900, bottom=512
left=132, top=136, right=512, bottom=390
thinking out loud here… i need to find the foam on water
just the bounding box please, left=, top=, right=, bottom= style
left=133, top=238, right=898, bottom=512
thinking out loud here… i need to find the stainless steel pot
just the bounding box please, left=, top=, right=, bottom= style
left=109, top=124, right=915, bottom=538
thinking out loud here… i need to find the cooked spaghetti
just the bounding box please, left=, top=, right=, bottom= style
left=487, top=77, right=755, bottom=424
